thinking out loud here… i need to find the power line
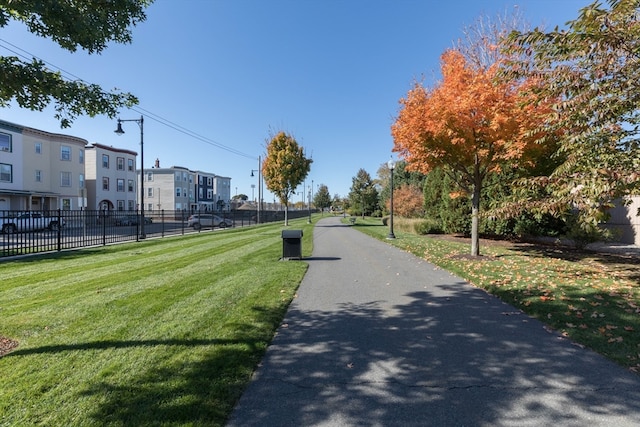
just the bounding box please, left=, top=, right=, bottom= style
left=0, top=38, right=257, bottom=161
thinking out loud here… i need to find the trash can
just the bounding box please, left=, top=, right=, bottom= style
left=281, top=229, right=303, bottom=260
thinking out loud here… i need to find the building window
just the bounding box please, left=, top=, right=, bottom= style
left=198, top=175, right=202, bottom=184
left=128, top=179, right=134, bottom=192
left=102, top=177, right=109, bottom=191
left=79, top=149, right=84, bottom=164
left=117, top=200, right=124, bottom=211
left=176, top=188, right=181, bottom=197
left=62, top=199, right=71, bottom=210
left=147, top=172, right=153, bottom=181
left=188, top=174, right=193, bottom=184
left=60, top=145, right=71, bottom=161
left=127, top=200, right=135, bottom=211
left=117, top=157, right=124, bottom=170
left=79, top=174, right=85, bottom=189
left=147, top=188, right=153, bottom=197
left=0, top=163, right=12, bottom=182
left=35, top=170, right=42, bottom=182
left=117, top=178, right=125, bottom=192
left=207, top=189, right=213, bottom=200
left=61, top=171, right=71, bottom=187
left=102, top=154, right=109, bottom=168
left=198, top=188, right=203, bottom=199
left=128, top=158, right=134, bottom=171
left=208, top=177, right=213, bottom=186
left=175, top=172, right=181, bottom=181
left=35, top=142, right=42, bottom=154
left=0, top=133, right=11, bottom=153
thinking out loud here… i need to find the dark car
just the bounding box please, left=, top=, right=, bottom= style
left=115, top=215, right=153, bottom=226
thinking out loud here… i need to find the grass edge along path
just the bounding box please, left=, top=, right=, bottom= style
left=0, top=218, right=315, bottom=427
left=352, top=217, right=640, bottom=375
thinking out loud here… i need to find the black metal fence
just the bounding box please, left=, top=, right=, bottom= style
left=0, top=209, right=314, bottom=259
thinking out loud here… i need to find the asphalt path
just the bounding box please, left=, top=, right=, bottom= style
left=227, top=216, right=640, bottom=426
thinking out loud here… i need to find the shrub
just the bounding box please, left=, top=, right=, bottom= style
left=382, top=216, right=443, bottom=235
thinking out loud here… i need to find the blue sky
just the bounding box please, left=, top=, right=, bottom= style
left=1, top=0, right=589, bottom=203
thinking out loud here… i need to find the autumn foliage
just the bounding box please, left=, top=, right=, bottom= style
left=391, top=49, right=554, bottom=177
left=391, top=47, right=556, bottom=255
left=386, top=184, right=424, bottom=218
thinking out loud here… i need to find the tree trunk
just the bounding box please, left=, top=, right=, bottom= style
left=470, top=182, right=481, bottom=257
left=284, top=203, right=289, bottom=226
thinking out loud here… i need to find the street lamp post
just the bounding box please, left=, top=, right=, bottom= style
left=250, top=155, right=262, bottom=224
left=307, top=179, right=313, bottom=223
left=115, top=115, right=145, bottom=239
left=387, top=158, right=396, bottom=239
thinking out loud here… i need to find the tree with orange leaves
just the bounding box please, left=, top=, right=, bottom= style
left=386, top=184, right=424, bottom=218
left=391, top=47, right=555, bottom=256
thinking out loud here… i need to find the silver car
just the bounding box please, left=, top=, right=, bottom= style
left=187, top=214, right=233, bottom=230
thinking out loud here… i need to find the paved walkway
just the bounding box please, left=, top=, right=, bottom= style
left=227, top=216, right=640, bottom=426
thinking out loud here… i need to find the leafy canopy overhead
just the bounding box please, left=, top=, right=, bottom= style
left=0, top=0, right=153, bottom=127
left=502, top=0, right=640, bottom=227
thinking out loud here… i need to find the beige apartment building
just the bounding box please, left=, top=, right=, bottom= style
left=0, top=119, right=87, bottom=211
left=85, top=143, right=138, bottom=211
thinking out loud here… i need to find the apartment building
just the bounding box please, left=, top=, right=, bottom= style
left=194, top=171, right=232, bottom=211
left=146, top=159, right=232, bottom=213
left=85, top=143, right=138, bottom=211
left=143, top=161, right=194, bottom=212
left=0, top=119, right=87, bottom=211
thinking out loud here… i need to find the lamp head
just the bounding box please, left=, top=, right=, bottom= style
left=387, top=158, right=396, bottom=170
left=114, top=120, right=125, bottom=135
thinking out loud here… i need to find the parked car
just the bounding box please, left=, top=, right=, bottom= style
left=0, top=212, right=65, bottom=234
left=115, top=214, right=153, bottom=226
left=187, top=214, right=233, bottom=230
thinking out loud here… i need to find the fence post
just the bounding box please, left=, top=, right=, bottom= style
left=57, top=209, right=62, bottom=252
left=102, top=209, right=107, bottom=246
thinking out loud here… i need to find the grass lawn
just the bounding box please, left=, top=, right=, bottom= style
left=0, top=218, right=314, bottom=426
left=353, top=217, right=640, bottom=374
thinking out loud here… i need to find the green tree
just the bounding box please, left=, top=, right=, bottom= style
left=331, top=194, right=346, bottom=213
left=348, top=169, right=378, bottom=218
left=423, top=167, right=471, bottom=233
left=262, top=131, right=312, bottom=226
left=503, top=0, right=640, bottom=238
left=313, top=184, right=331, bottom=214
left=0, top=0, right=152, bottom=128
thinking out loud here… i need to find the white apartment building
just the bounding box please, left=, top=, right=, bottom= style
left=0, top=119, right=87, bottom=211
left=146, top=159, right=231, bottom=213
left=85, top=143, right=138, bottom=211
left=212, top=174, right=232, bottom=210
left=143, top=161, right=195, bottom=212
